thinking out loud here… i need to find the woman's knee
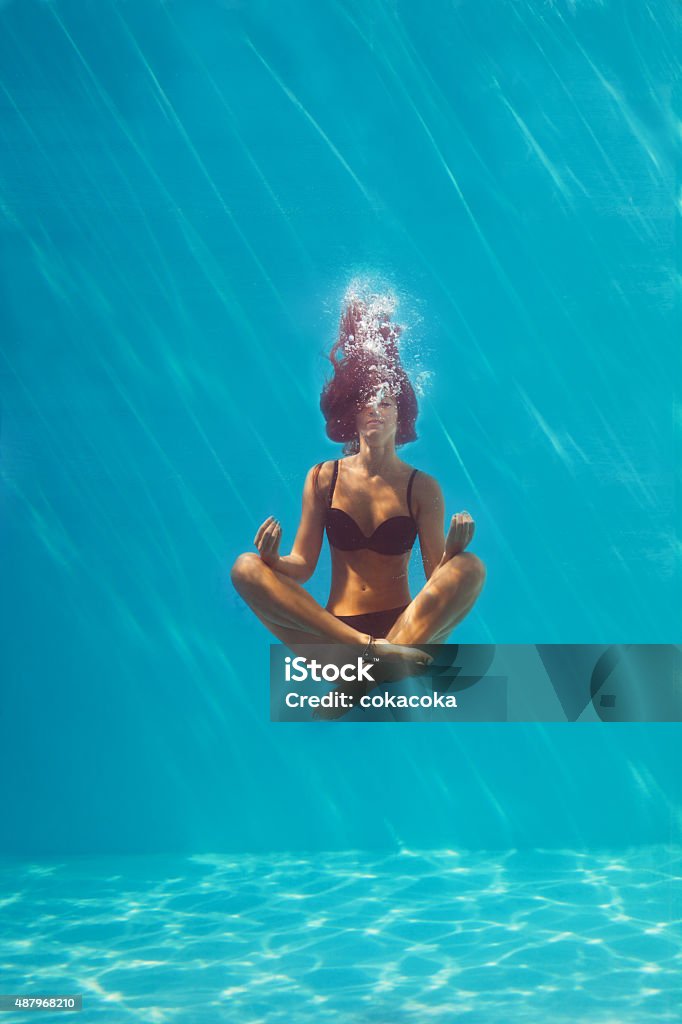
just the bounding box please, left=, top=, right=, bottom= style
left=450, top=551, right=486, bottom=591
left=230, top=551, right=264, bottom=591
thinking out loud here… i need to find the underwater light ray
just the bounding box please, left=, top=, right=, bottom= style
left=510, top=381, right=660, bottom=631
left=111, top=8, right=294, bottom=319
left=0, top=80, right=197, bottom=335
left=68, top=249, right=259, bottom=527
left=373, top=0, right=672, bottom=416
left=338, top=35, right=649, bottom=419
left=4, top=271, right=241, bottom=591
left=427, top=400, right=554, bottom=634
left=244, top=35, right=374, bottom=206
left=158, top=5, right=316, bottom=275
left=331, top=0, right=541, bottom=343
left=552, top=8, right=666, bottom=181
left=44, top=6, right=306, bottom=411
left=63, top=128, right=201, bottom=333
left=0, top=454, right=181, bottom=659
left=507, top=5, right=659, bottom=246
left=0, top=68, right=296, bottom=428
left=496, top=93, right=574, bottom=202
left=0, top=348, right=181, bottom=587
left=372, top=220, right=497, bottom=379
left=9, top=213, right=257, bottom=569
left=586, top=400, right=661, bottom=510
left=88, top=351, right=232, bottom=562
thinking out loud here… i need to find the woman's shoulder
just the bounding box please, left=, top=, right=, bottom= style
left=310, top=458, right=337, bottom=480
left=409, top=468, right=443, bottom=514
left=308, top=459, right=337, bottom=502
left=410, top=466, right=438, bottom=486
left=396, top=459, right=436, bottom=486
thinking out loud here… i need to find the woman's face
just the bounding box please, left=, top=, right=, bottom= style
left=355, top=392, right=398, bottom=444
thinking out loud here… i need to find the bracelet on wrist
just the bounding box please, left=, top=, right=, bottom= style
left=362, top=634, right=380, bottom=663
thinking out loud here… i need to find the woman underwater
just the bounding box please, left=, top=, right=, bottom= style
left=231, top=294, right=486, bottom=686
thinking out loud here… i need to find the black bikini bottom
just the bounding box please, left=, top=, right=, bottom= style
left=331, top=604, right=409, bottom=638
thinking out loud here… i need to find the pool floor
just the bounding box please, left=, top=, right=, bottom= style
left=1, top=846, right=680, bottom=1022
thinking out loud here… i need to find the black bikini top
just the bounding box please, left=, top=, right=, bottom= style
left=315, top=459, right=419, bottom=556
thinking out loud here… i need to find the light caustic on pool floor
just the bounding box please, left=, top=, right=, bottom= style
left=0, top=846, right=680, bottom=1023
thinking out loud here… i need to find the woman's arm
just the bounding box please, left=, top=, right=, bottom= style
left=256, top=464, right=327, bottom=583
left=413, top=473, right=447, bottom=580
left=413, top=473, right=477, bottom=578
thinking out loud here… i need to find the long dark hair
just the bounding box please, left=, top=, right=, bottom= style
left=320, top=297, right=418, bottom=455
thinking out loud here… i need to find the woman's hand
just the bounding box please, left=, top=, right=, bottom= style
left=444, top=511, right=475, bottom=560
left=254, top=516, right=282, bottom=567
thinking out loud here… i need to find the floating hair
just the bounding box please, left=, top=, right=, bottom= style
left=320, top=295, right=418, bottom=454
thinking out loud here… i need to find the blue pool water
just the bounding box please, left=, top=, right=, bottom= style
left=1, top=0, right=680, bottom=1020
left=2, top=848, right=681, bottom=1022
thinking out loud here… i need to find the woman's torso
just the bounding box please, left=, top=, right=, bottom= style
left=315, top=457, right=419, bottom=616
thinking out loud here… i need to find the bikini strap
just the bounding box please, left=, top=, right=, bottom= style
left=312, top=462, right=323, bottom=504
left=406, top=468, right=419, bottom=518
left=328, top=459, right=340, bottom=507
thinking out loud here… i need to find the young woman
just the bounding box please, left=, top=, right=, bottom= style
left=231, top=295, right=486, bottom=676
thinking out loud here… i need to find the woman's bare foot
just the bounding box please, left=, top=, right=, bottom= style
left=372, top=638, right=433, bottom=682
left=312, top=639, right=433, bottom=720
